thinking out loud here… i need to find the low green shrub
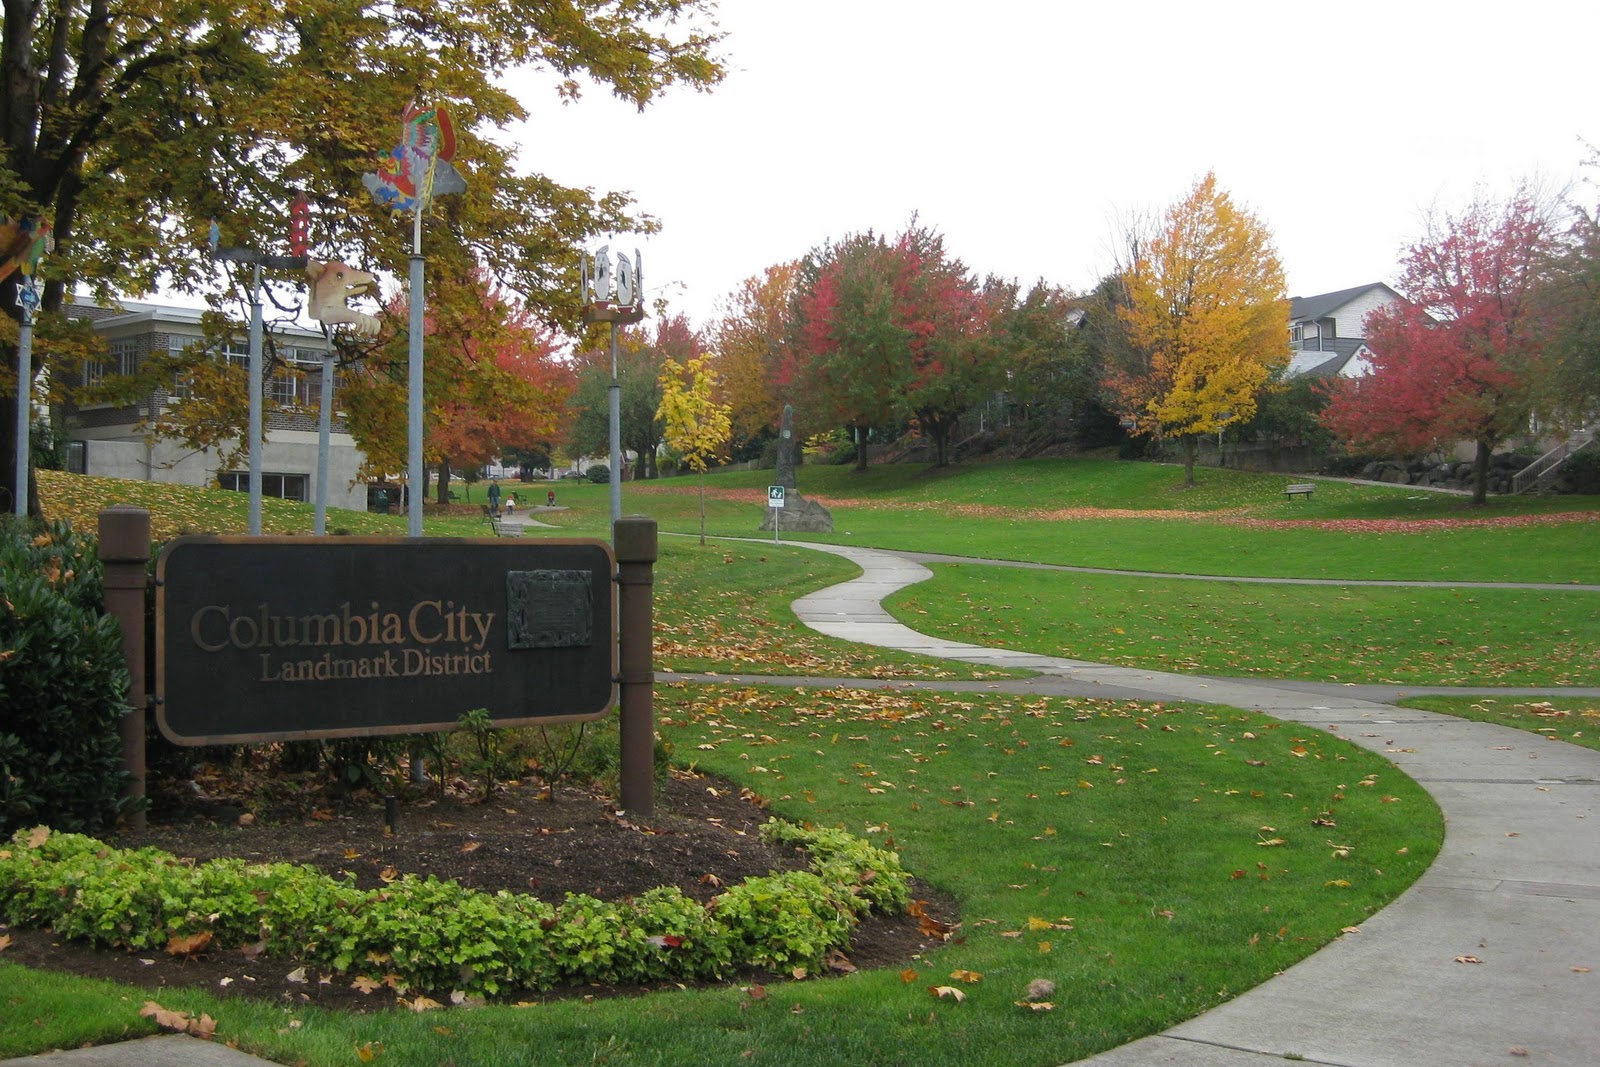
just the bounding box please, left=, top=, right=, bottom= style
left=1563, top=449, right=1600, bottom=494
left=0, top=521, right=131, bottom=836
left=0, top=817, right=911, bottom=998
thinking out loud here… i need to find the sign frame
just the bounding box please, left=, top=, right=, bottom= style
left=154, top=535, right=618, bottom=746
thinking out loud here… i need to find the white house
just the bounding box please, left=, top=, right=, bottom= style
left=1284, top=282, right=1403, bottom=379
left=64, top=299, right=369, bottom=511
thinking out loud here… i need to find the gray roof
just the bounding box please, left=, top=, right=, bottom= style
left=1285, top=339, right=1370, bottom=378
left=1288, top=282, right=1399, bottom=324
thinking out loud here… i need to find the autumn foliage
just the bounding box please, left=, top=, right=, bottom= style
left=1321, top=188, right=1559, bottom=505
left=1110, top=173, right=1289, bottom=485
left=342, top=276, right=571, bottom=495
left=787, top=222, right=994, bottom=468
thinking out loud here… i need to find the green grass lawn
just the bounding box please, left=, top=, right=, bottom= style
left=1395, top=695, right=1600, bottom=752
left=885, top=564, right=1600, bottom=687
left=2, top=687, right=1441, bottom=1066
left=8, top=455, right=1593, bottom=1065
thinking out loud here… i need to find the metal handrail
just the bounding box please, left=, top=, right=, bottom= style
left=1512, top=429, right=1595, bottom=494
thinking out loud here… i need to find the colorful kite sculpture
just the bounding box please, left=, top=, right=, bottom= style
left=0, top=215, right=53, bottom=283
left=362, top=103, right=467, bottom=212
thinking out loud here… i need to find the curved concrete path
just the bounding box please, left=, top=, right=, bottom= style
left=776, top=541, right=1600, bottom=1066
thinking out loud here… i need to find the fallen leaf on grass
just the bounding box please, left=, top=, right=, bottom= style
left=139, top=1001, right=215, bottom=1038
left=900, top=968, right=919, bottom=983
left=403, top=996, right=444, bottom=1012
left=1014, top=1000, right=1054, bottom=1011
left=356, top=1042, right=382, bottom=1062
left=949, top=969, right=983, bottom=984
left=930, top=985, right=966, bottom=1002
left=351, top=976, right=382, bottom=994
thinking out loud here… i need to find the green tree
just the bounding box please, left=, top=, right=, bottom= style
left=710, top=260, right=797, bottom=459
left=787, top=222, right=996, bottom=469
left=1110, top=173, right=1290, bottom=486
left=567, top=314, right=700, bottom=479
left=0, top=0, right=724, bottom=514
left=657, top=354, right=731, bottom=544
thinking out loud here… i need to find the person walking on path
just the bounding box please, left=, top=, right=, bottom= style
left=487, top=480, right=501, bottom=516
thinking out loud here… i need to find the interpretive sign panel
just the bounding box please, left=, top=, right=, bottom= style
left=155, top=536, right=617, bottom=745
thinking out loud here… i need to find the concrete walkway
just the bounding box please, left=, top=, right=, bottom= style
left=8, top=542, right=1597, bottom=1066
left=779, top=541, right=1599, bottom=1067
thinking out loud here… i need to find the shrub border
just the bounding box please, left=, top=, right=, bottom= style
left=0, top=819, right=912, bottom=999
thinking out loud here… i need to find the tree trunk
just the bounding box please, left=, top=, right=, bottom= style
left=1181, top=434, right=1199, bottom=487
left=1471, top=439, right=1492, bottom=507
left=853, top=425, right=869, bottom=471
left=929, top=417, right=954, bottom=467
left=436, top=457, right=452, bottom=504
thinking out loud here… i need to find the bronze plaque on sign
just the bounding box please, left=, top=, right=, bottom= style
left=155, top=536, right=616, bottom=745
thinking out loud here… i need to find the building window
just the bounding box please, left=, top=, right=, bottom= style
left=1289, top=323, right=1304, bottom=345
left=82, top=340, right=137, bottom=388
left=219, top=471, right=308, bottom=502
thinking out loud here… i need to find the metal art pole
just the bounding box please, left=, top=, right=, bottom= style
left=12, top=287, right=35, bottom=517
left=247, top=261, right=265, bottom=536
left=99, top=505, right=150, bottom=832
left=608, top=321, right=622, bottom=532
left=315, top=352, right=334, bottom=535
left=614, top=516, right=657, bottom=816
left=407, top=211, right=425, bottom=538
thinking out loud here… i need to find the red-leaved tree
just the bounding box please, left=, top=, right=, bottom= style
left=787, top=221, right=993, bottom=468
left=1321, top=187, right=1561, bottom=505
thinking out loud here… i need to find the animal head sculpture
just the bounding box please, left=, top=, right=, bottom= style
left=306, top=260, right=381, bottom=335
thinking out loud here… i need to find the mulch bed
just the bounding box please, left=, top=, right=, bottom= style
left=1, top=769, right=957, bottom=1011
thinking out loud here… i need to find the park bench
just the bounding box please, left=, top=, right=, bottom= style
left=486, top=517, right=523, bottom=537
left=1284, top=482, right=1315, bottom=500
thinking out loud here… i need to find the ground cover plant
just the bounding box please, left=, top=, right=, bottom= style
left=1395, top=695, right=1600, bottom=752
left=884, top=565, right=1600, bottom=687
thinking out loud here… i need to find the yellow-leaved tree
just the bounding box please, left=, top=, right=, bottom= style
left=1109, top=172, right=1290, bottom=486
left=658, top=355, right=732, bottom=545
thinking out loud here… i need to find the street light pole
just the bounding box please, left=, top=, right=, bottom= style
left=11, top=280, right=38, bottom=518
left=581, top=248, right=644, bottom=542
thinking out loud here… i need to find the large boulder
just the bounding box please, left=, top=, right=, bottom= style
left=759, top=492, right=834, bottom=533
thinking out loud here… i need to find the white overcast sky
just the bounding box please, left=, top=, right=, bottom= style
left=508, top=0, right=1598, bottom=328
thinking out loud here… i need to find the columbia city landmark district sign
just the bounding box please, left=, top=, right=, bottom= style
left=155, top=536, right=617, bottom=745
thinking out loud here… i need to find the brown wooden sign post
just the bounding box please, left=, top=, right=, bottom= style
left=99, top=506, right=150, bottom=832
left=614, top=516, right=657, bottom=817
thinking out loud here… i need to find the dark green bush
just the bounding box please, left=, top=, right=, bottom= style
left=585, top=464, right=610, bottom=484
left=1563, top=449, right=1600, bottom=494
left=0, top=520, right=132, bottom=835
